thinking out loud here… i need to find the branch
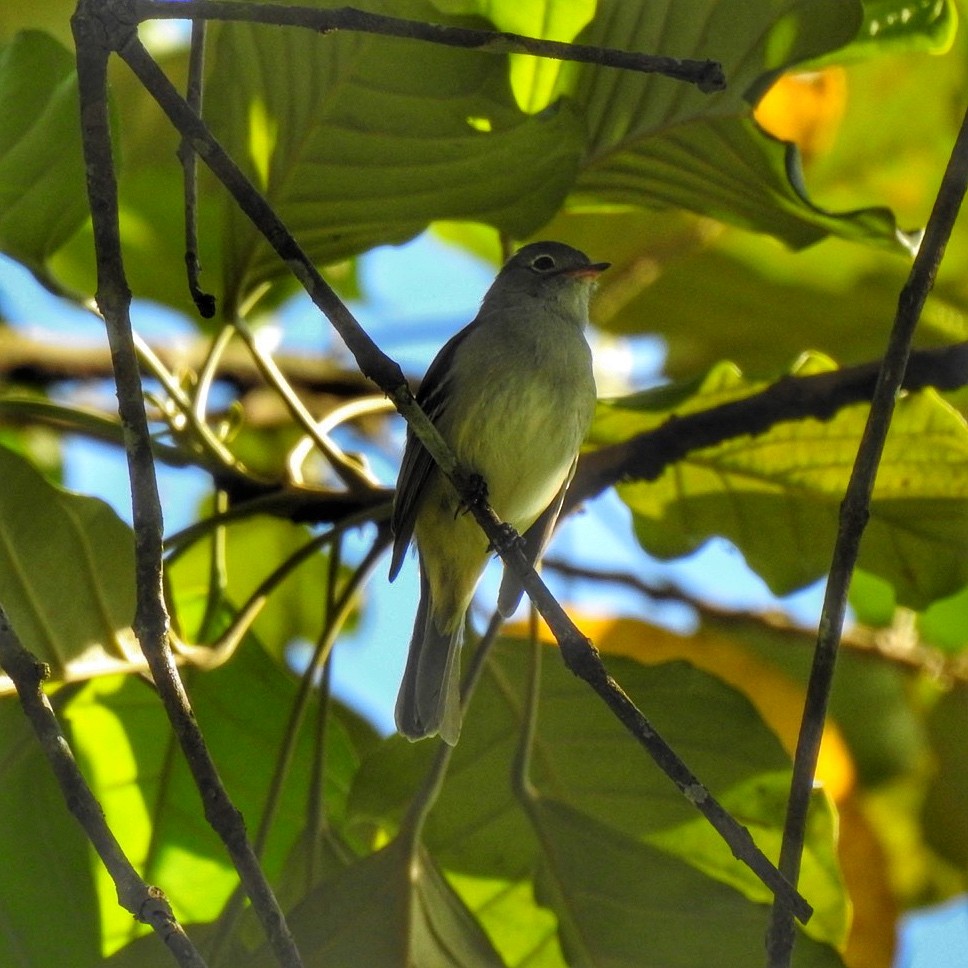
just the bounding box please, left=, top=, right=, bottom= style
left=543, top=559, right=968, bottom=684
left=177, top=17, right=216, bottom=319
left=766, top=103, right=968, bottom=966
left=570, top=340, right=968, bottom=508
left=71, top=5, right=302, bottom=967
left=104, top=19, right=808, bottom=920
left=135, top=0, right=726, bottom=93
left=0, top=326, right=372, bottom=398
left=0, top=607, right=207, bottom=968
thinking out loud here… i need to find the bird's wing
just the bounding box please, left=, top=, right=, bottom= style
left=388, top=320, right=477, bottom=580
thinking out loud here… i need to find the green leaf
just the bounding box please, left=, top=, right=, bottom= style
left=242, top=836, right=505, bottom=968
left=647, top=775, right=847, bottom=944
left=430, top=0, right=598, bottom=113
left=563, top=212, right=946, bottom=377
left=917, top=584, right=968, bottom=654
left=167, top=513, right=344, bottom=664
left=532, top=798, right=844, bottom=968
left=0, top=32, right=91, bottom=276
left=0, top=698, right=103, bottom=968
left=350, top=635, right=849, bottom=962
left=829, top=0, right=958, bottom=61
left=205, top=0, right=584, bottom=311
left=593, top=357, right=968, bottom=608
left=559, top=0, right=902, bottom=250
left=64, top=643, right=373, bottom=955
left=0, top=445, right=138, bottom=694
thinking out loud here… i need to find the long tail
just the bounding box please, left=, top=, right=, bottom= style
left=394, top=568, right=463, bottom=745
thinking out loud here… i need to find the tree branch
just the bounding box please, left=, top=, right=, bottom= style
left=543, top=558, right=968, bottom=684
left=135, top=0, right=726, bottom=93
left=0, top=606, right=207, bottom=968
left=570, top=340, right=968, bottom=509
left=765, top=102, right=968, bottom=967
left=71, top=5, right=302, bottom=966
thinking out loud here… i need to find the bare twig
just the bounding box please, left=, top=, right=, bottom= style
left=177, top=17, right=216, bottom=318
left=105, top=22, right=808, bottom=919
left=766, top=102, right=968, bottom=967
left=232, top=317, right=378, bottom=493
left=135, top=0, right=726, bottom=93
left=71, top=5, right=302, bottom=966
left=0, top=607, right=207, bottom=968
left=543, top=558, right=968, bottom=683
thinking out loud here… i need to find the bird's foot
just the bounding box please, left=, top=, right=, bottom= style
left=455, top=471, right=488, bottom=518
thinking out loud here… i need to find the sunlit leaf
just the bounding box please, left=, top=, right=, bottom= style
left=350, top=632, right=849, bottom=960
left=65, top=644, right=374, bottom=954
left=0, top=445, right=138, bottom=694
left=0, top=700, right=102, bottom=968
left=0, top=32, right=91, bottom=278
left=592, top=356, right=968, bottom=607
left=205, top=0, right=584, bottom=311
left=532, top=798, right=844, bottom=967
left=558, top=0, right=903, bottom=250
left=242, top=835, right=504, bottom=968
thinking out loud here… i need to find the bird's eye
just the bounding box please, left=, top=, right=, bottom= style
left=530, top=254, right=557, bottom=273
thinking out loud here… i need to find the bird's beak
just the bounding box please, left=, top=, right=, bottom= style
left=564, top=261, right=610, bottom=280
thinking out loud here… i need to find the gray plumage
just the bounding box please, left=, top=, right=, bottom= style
left=390, top=241, right=605, bottom=744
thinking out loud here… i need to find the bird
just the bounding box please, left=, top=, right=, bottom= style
left=388, top=241, right=607, bottom=744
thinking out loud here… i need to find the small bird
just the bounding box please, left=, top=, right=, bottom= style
left=389, top=241, right=607, bottom=744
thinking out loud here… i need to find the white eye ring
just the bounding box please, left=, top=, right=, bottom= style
left=531, top=254, right=557, bottom=272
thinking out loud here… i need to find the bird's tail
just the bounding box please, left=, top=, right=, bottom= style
left=394, top=569, right=463, bottom=745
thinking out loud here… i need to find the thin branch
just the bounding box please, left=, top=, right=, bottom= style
left=177, top=17, right=216, bottom=318
left=570, top=340, right=968, bottom=510
left=109, top=24, right=809, bottom=918
left=135, top=0, right=726, bottom=93
left=543, top=558, right=968, bottom=684
left=0, top=607, right=207, bottom=968
left=208, top=537, right=384, bottom=966
left=232, top=317, right=378, bottom=493
left=71, top=5, right=302, bottom=966
left=0, top=325, right=373, bottom=398
left=766, top=101, right=968, bottom=967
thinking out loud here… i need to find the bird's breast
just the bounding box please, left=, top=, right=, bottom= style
left=445, top=322, right=595, bottom=531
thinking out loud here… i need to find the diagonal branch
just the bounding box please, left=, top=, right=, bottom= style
left=570, top=340, right=968, bottom=508
left=765, top=102, right=968, bottom=967
left=71, top=5, right=302, bottom=967
left=0, top=606, right=207, bottom=968
left=105, top=18, right=810, bottom=921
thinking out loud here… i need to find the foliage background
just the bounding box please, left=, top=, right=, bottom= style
left=0, top=0, right=965, bottom=966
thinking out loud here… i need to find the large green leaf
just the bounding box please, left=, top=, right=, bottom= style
left=591, top=356, right=968, bottom=608
left=532, top=798, right=843, bottom=968
left=0, top=445, right=138, bottom=694
left=557, top=0, right=902, bottom=250
left=243, top=836, right=505, bottom=968
left=64, top=642, right=374, bottom=957
left=349, top=635, right=848, bottom=961
left=536, top=210, right=946, bottom=377
left=0, top=699, right=102, bottom=968
left=0, top=32, right=91, bottom=277
left=205, top=0, right=585, bottom=310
